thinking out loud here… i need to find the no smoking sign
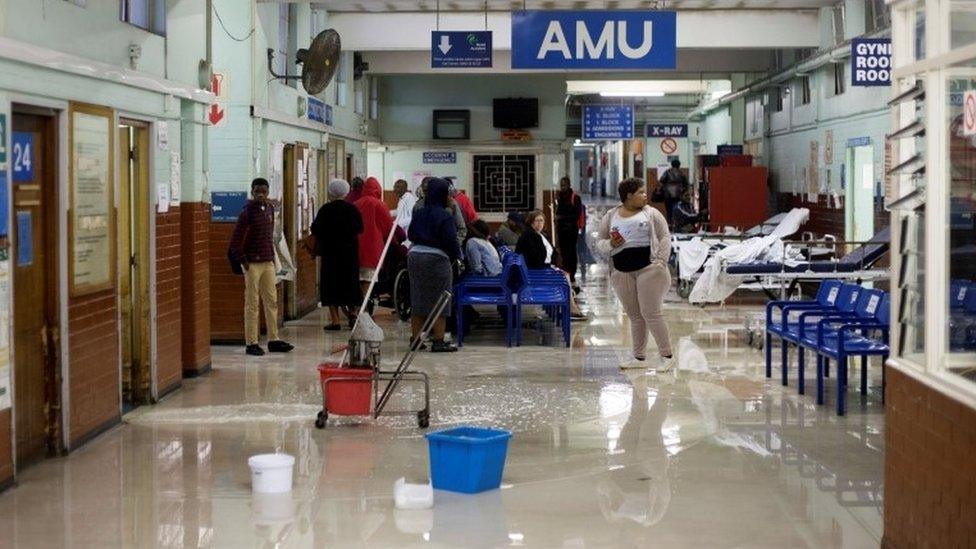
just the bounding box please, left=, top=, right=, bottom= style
left=964, top=91, right=976, bottom=137
left=660, top=137, right=678, bottom=155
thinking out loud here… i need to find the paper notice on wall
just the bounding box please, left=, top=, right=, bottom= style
left=271, top=143, right=285, bottom=201
left=157, top=183, right=170, bottom=213
left=411, top=171, right=432, bottom=194
left=0, top=257, right=9, bottom=411
left=831, top=193, right=842, bottom=209
left=157, top=122, right=169, bottom=150
left=169, top=152, right=181, bottom=206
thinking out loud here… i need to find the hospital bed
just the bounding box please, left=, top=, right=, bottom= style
left=721, top=227, right=890, bottom=300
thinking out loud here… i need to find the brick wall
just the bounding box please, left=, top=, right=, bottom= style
left=0, top=410, right=11, bottom=488
left=155, top=207, right=182, bottom=397
left=67, top=289, right=119, bottom=448
left=884, top=367, right=976, bottom=548
left=209, top=222, right=245, bottom=343
left=181, top=203, right=210, bottom=375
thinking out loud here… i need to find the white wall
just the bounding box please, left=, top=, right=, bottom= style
left=1, top=0, right=167, bottom=79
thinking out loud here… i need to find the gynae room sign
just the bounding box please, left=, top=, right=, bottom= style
left=851, top=38, right=891, bottom=86
left=511, top=10, right=677, bottom=70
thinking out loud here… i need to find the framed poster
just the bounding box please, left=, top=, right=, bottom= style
left=69, top=102, right=115, bottom=296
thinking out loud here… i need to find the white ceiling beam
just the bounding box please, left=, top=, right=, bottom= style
left=363, top=49, right=774, bottom=74
left=328, top=10, right=821, bottom=51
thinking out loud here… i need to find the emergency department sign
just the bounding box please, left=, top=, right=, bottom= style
left=511, top=10, right=677, bottom=70
left=851, top=38, right=891, bottom=87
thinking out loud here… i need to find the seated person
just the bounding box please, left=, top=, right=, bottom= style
left=515, top=210, right=587, bottom=320
left=465, top=220, right=503, bottom=277
left=672, top=190, right=707, bottom=233
left=495, top=211, right=524, bottom=247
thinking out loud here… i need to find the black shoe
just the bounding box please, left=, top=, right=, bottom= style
left=431, top=340, right=458, bottom=353
left=572, top=286, right=582, bottom=294
left=268, top=340, right=294, bottom=353
left=246, top=344, right=265, bottom=356
left=324, top=324, right=341, bottom=331
left=570, top=312, right=589, bottom=322
left=410, top=338, right=428, bottom=351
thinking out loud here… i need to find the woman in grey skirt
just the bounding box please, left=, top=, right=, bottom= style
left=407, top=177, right=461, bottom=352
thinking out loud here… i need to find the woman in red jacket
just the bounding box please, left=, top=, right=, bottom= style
left=355, top=177, right=394, bottom=297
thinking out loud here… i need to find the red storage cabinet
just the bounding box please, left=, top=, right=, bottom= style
left=705, top=167, right=769, bottom=231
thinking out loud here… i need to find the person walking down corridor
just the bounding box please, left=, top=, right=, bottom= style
left=228, top=178, right=294, bottom=356
left=555, top=176, right=585, bottom=291
left=596, top=178, right=673, bottom=371
left=355, top=177, right=395, bottom=300
left=408, top=177, right=461, bottom=352
left=310, top=179, right=363, bottom=331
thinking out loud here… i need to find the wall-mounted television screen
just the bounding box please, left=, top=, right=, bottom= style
left=492, top=97, right=538, bottom=129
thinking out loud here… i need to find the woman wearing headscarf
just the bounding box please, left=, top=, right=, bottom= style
left=310, top=179, right=363, bottom=330
left=407, top=177, right=460, bottom=352
left=355, top=176, right=395, bottom=296
left=516, top=210, right=587, bottom=320
left=595, top=177, right=673, bottom=371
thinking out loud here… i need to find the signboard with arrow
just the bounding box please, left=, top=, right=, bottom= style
left=431, top=31, right=492, bottom=68
left=209, top=71, right=228, bottom=127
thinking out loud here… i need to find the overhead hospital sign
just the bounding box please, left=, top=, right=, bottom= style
left=851, top=38, right=891, bottom=87
left=511, top=10, right=677, bottom=70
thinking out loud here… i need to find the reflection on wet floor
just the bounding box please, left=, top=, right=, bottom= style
left=0, top=218, right=884, bottom=548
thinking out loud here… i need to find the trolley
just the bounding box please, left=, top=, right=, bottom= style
left=315, top=290, right=451, bottom=429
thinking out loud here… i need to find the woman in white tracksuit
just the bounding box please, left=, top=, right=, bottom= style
left=595, top=177, right=674, bottom=370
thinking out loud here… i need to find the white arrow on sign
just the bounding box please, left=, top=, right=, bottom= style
left=438, top=35, right=452, bottom=55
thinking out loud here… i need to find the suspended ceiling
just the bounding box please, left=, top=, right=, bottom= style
left=291, top=0, right=839, bottom=11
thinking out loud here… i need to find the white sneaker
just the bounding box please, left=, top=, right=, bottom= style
left=619, top=358, right=648, bottom=370
left=651, top=355, right=674, bottom=372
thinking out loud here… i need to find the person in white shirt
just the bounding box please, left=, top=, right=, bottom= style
left=393, top=179, right=417, bottom=232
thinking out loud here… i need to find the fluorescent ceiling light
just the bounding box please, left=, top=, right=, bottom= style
left=600, top=91, right=665, bottom=97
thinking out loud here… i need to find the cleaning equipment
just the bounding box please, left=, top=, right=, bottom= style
left=394, top=477, right=434, bottom=509
left=426, top=427, right=513, bottom=494
left=248, top=453, right=296, bottom=494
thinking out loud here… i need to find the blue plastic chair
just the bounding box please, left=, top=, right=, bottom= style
left=510, top=255, right=571, bottom=347
left=803, top=291, right=890, bottom=415
left=454, top=255, right=521, bottom=347
left=764, top=281, right=859, bottom=391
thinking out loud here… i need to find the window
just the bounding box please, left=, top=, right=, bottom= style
left=833, top=64, right=846, bottom=96
left=865, top=0, right=889, bottom=33
left=832, top=4, right=846, bottom=44
left=798, top=76, right=812, bottom=106
left=120, top=0, right=165, bottom=35
left=771, top=87, right=784, bottom=113
left=369, top=76, right=378, bottom=120
left=337, top=54, right=348, bottom=107
left=277, top=4, right=289, bottom=77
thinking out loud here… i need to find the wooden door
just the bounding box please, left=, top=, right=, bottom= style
left=11, top=112, right=60, bottom=465
left=118, top=128, right=134, bottom=404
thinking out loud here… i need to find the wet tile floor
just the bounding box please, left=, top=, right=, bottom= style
left=0, top=263, right=884, bottom=548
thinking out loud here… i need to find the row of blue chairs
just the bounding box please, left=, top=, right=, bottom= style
left=453, top=247, right=572, bottom=348
left=765, top=280, right=890, bottom=415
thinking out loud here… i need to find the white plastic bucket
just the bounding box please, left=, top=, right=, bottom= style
left=248, top=453, right=295, bottom=494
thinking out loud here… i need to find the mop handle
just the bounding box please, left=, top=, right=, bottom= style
left=338, top=216, right=400, bottom=366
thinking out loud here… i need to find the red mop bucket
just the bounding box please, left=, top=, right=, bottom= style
left=317, top=363, right=373, bottom=415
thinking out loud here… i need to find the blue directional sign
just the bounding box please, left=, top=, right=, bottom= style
left=307, top=97, right=333, bottom=125
left=211, top=191, right=249, bottom=222
left=423, top=152, right=457, bottom=164
left=432, top=31, right=492, bottom=68
left=646, top=124, right=688, bottom=138
left=512, top=10, right=676, bottom=70
left=851, top=38, right=891, bottom=87
left=582, top=105, right=634, bottom=141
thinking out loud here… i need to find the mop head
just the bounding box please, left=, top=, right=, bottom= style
left=350, top=312, right=385, bottom=343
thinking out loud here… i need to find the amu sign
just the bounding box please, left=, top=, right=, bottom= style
left=511, top=10, right=677, bottom=70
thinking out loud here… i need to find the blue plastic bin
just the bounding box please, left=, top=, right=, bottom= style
left=426, top=427, right=513, bottom=494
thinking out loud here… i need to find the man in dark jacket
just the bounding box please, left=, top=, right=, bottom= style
left=228, top=178, right=294, bottom=356
left=659, top=159, right=689, bottom=228
left=555, top=176, right=585, bottom=290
